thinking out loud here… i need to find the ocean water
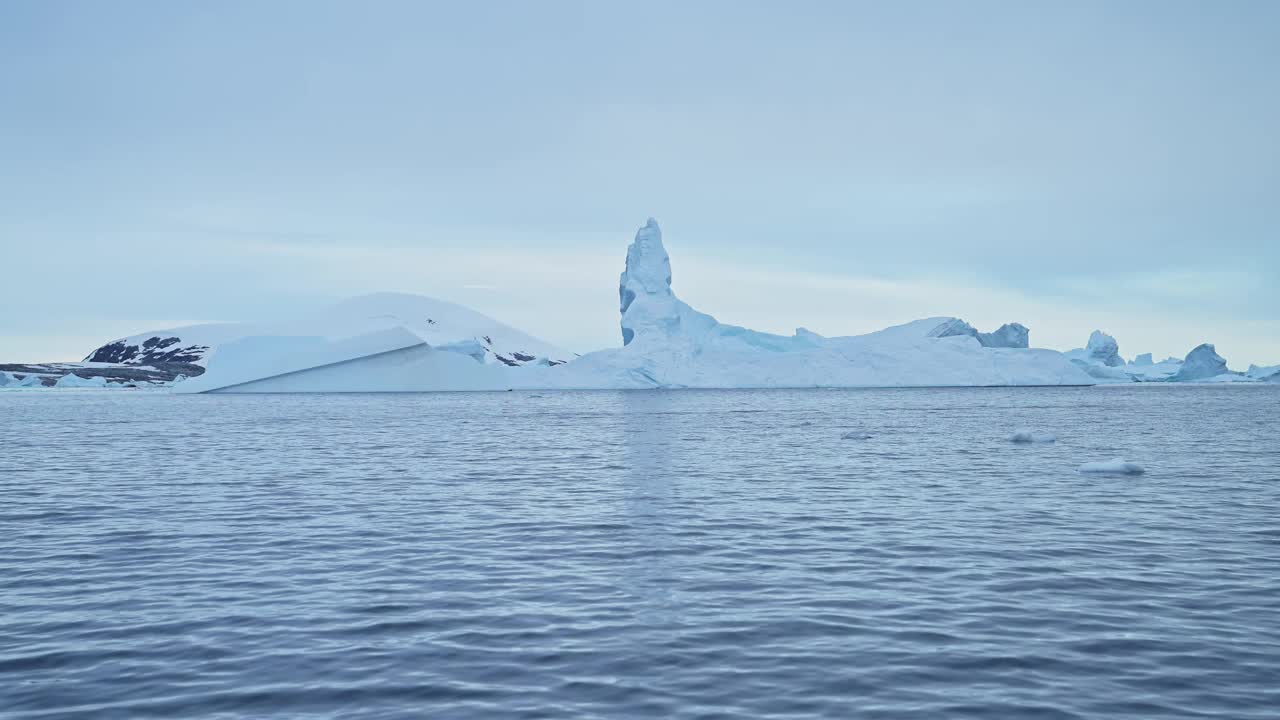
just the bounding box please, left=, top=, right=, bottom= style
left=2, top=386, right=1278, bottom=719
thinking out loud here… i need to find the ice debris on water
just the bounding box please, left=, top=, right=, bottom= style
left=1010, top=429, right=1057, bottom=443
left=841, top=431, right=873, bottom=440
left=1078, top=458, right=1145, bottom=475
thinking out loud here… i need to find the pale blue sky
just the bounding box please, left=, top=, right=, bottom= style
left=2, top=1, right=1277, bottom=365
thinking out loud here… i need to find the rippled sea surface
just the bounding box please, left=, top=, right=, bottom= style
left=3, top=386, right=1279, bottom=719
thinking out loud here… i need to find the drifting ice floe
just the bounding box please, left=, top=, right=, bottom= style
left=840, top=431, right=873, bottom=440
left=1078, top=459, right=1145, bottom=475
left=1009, top=430, right=1057, bottom=443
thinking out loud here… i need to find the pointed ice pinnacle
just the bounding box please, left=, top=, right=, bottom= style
left=619, top=218, right=674, bottom=345
left=615, top=218, right=720, bottom=347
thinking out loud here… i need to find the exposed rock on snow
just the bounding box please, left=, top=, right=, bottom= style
left=1172, top=344, right=1229, bottom=382
left=1010, top=430, right=1056, bottom=443
left=1078, top=458, right=1145, bottom=475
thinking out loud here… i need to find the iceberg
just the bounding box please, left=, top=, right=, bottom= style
left=169, top=219, right=1095, bottom=393
left=1124, top=355, right=1183, bottom=382
left=1171, top=344, right=1230, bottom=382
left=1246, top=364, right=1280, bottom=382
left=1066, top=330, right=1124, bottom=368
left=530, top=220, right=1093, bottom=389
left=1061, top=331, right=1255, bottom=384
left=175, top=293, right=572, bottom=393
left=929, top=319, right=1030, bottom=348
left=55, top=373, right=109, bottom=388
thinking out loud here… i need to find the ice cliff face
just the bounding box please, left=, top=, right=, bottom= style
left=980, top=323, right=1031, bottom=349
left=927, top=320, right=1030, bottom=348
left=1172, top=344, right=1229, bottom=382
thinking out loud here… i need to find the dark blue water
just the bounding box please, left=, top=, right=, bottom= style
left=3, top=386, right=1279, bottom=719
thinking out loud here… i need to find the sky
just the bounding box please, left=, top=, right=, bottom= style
left=2, top=0, right=1277, bottom=365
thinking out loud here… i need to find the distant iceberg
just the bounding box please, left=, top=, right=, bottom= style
left=1064, top=330, right=1265, bottom=384
left=55, top=373, right=108, bottom=388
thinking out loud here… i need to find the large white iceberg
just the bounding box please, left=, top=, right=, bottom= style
left=526, top=219, right=1092, bottom=389
left=171, top=219, right=1095, bottom=393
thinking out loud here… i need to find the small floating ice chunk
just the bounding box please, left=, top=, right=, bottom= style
left=1010, top=429, right=1057, bottom=444
left=1078, top=458, right=1145, bottom=475
left=841, top=431, right=872, bottom=440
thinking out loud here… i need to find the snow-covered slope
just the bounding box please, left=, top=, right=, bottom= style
left=174, top=293, right=571, bottom=393
left=523, top=219, right=1093, bottom=389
